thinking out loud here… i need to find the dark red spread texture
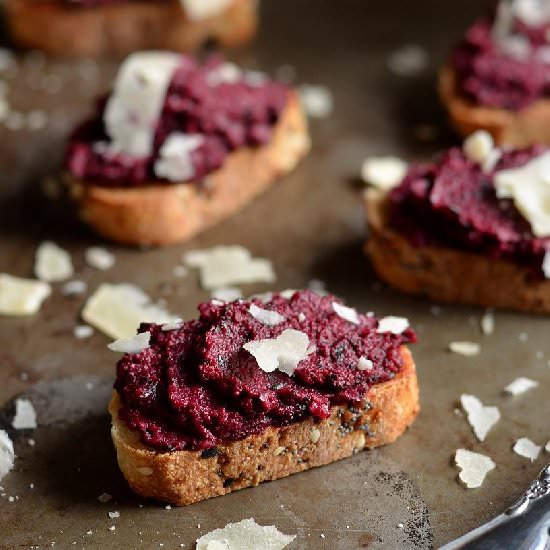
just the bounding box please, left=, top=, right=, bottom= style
left=389, top=145, right=550, bottom=274
left=451, top=16, right=550, bottom=110
left=65, top=55, right=288, bottom=187
left=114, top=290, right=415, bottom=451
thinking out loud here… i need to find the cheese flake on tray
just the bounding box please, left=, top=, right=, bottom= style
left=449, top=341, right=481, bottom=356
left=513, top=437, right=541, bottom=461
left=0, top=430, right=14, bottom=482
left=480, top=311, right=495, bottom=335
left=82, top=283, right=176, bottom=339
left=454, top=449, right=496, bottom=489
left=249, top=304, right=285, bottom=326
left=460, top=394, right=500, bottom=442
left=108, top=331, right=151, bottom=354
left=183, top=246, right=275, bottom=290
left=12, top=398, right=37, bottom=430
left=377, top=316, right=409, bottom=334
left=196, top=518, right=296, bottom=550
left=361, top=156, right=407, bottom=191
left=503, top=377, right=539, bottom=396
left=34, top=241, right=73, bottom=282
left=85, top=247, right=115, bottom=271
left=0, top=274, right=51, bottom=316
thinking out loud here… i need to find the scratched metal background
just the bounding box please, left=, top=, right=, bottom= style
left=1, top=0, right=549, bottom=548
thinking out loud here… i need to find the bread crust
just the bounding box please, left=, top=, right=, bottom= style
left=438, top=64, right=550, bottom=147
left=5, top=0, right=257, bottom=57
left=68, top=92, right=310, bottom=246
left=365, top=187, right=550, bottom=313
left=108, top=346, right=419, bottom=506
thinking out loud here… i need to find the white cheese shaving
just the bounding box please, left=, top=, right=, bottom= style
left=161, top=319, right=183, bottom=331
left=503, top=377, right=539, bottom=396
left=249, top=303, right=285, bottom=326
left=74, top=325, right=94, bottom=339
left=494, top=152, right=550, bottom=237
left=12, top=398, right=37, bottom=429
left=181, top=0, right=232, bottom=21
left=82, top=283, right=175, bottom=339
left=298, top=84, right=333, bottom=118
left=243, top=329, right=312, bottom=376
left=61, top=279, right=87, bottom=296
left=107, top=331, right=151, bottom=354
left=332, top=302, right=359, bottom=325
left=387, top=44, right=428, bottom=76
left=85, top=247, right=115, bottom=271
left=361, top=156, right=407, bottom=191
left=183, top=245, right=275, bottom=290
left=196, top=518, right=296, bottom=550
left=545, top=441, right=550, bottom=453
left=279, top=289, right=296, bottom=300
left=103, top=52, right=181, bottom=158
left=357, top=356, right=374, bottom=371
left=250, top=291, right=273, bottom=303
left=514, top=0, right=550, bottom=26
left=207, top=62, right=242, bottom=86
left=0, top=274, right=51, bottom=316
left=542, top=249, right=550, bottom=279
left=460, top=394, right=500, bottom=442
left=377, top=316, right=409, bottom=334
left=463, top=131, right=494, bottom=165
left=480, top=311, right=495, bottom=335
left=449, top=341, right=481, bottom=356
left=154, top=133, right=204, bottom=182
left=34, top=241, right=73, bottom=282
left=454, top=449, right=496, bottom=489
left=483, top=148, right=502, bottom=173
left=513, top=437, right=541, bottom=461
left=0, top=430, right=14, bottom=482
left=211, top=287, right=243, bottom=302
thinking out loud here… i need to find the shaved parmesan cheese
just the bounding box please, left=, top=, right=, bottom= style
left=35, top=241, right=73, bottom=282
left=357, top=356, right=373, bottom=371
left=361, top=156, right=407, bottom=191
left=196, top=518, right=296, bottom=550
left=211, top=287, right=243, bottom=302
left=494, top=152, right=550, bottom=237
left=279, top=289, right=296, bottom=299
left=154, top=133, right=204, bottom=182
left=61, top=280, right=87, bottom=296
left=513, top=437, right=541, bottom=461
left=332, top=302, right=359, bottom=325
left=377, top=316, right=409, bottom=334
left=181, top=0, right=232, bottom=21
left=108, top=331, right=151, bottom=354
left=0, top=274, right=51, bottom=316
left=298, top=84, right=333, bottom=118
left=85, top=247, right=115, bottom=271
left=545, top=441, right=550, bottom=453
left=460, top=394, right=500, bottom=442
left=207, top=62, right=242, bottom=86
left=74, top=325, right=93, bottom=339
left=104, top=52, right=181, bottom=158
left=454, top=449, right=495, bottom=489
left=449, top=341, right=480, bottom=356
left=12, top=398, right=37, bottom=429
left=543, top=250, right=550, bottom=279
left=503, top=377, right=539, bottom=396
left=249, top=304, right=285, bottom=326
left=0, top=430, right=14, bottom=482
left=161, top=319, right=183, bottom=331
left=514, top=0, right=550, bottom=26
left=250, top=291, right=273, bottom=303
left=82, top=283, right=175, bottom=339
left=480, top=311, right=495, bottom=335
left=183, top=246, right=275, bottom=290
left=244, top=329, right=311, bottom=376
left=463, top=131, right=494, bottom=165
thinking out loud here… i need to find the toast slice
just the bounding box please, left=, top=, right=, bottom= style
left=108, top=346, right=419, bottom=506
left=69, top=91, right=310, bottom=246
left=5, top=0, right=257, bottom=57
left=438, top=64, right=550, bottom=148
left=365, top=187, right=550, bottom=313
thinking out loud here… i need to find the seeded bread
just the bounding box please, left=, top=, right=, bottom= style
left=365, top=187, right=550, bottom=313
left=438, top=65, right=550, bottom=147
left=68, top=92, right=310, bottom=246
left=108, top=346, right=419, bottom=506
left=4, top=0, right=257, bottom=57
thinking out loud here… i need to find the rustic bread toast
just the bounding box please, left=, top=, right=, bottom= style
left=69, top=91, right=310, bottom=246
left=5, top=0, right=257, bottom=57
left=108, top=346, right=419, bottom=506
left=365, top=187, right=550, bottom=313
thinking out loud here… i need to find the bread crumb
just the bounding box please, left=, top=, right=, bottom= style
left=449, top=341, right=480, bottom=356
left=310, top=428, right=321, bottom=444
left=513, top=437, right=541, bottom=461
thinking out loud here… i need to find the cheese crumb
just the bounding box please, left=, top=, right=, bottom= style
left=377, top=316, right=409, bottom=334
left=0, top=274, right=51, bottom=316
left=545, top=441, right=550, bottom=453
left=361, top=156, right=407, bottom=191
left=35, top=241, right=74, bottom=282
left=74, top=325, right=94, bottom=339
left=211, top=287, right=243, bottom=302
left=543, top=250, right=550, bottom=279
left=97, top=493, right=112, bottom=503
left=298, top=84, right=333, bottom=118
left=12, top=398, right=37, bottom=430
left=108, top=331, right=151, bottom=354
left=357, top=356, right=374, bottom=371
left=85, top=247, right=115, bottom=271
left=196, top=518, right=295, bottom=550
left=460, top=394, right=500, bottom=442
left=108, top=511, right=120, bottom=519
left=454, top=449, right=495, bottom=489
left=513, top=437, right=541, bottom=461
left=480, top=311, right=495, bottom=335
left=244, top=329, right=312, bottom=376
left=154, top=133, right=204, bottom=182
left=503, top=377, right=539, bottom=396
left=449, top=341, right=481, bottom=356
left=249, top=304, right=285, bottom=326
left=161, top=319, right=183, bottom=332
left=332, top=302, right=360, bottom=325
left=463, top=131, right=494, bottom=165
left=181, top=0, right=232, bottom=21
left=0, top=430, right=14, bottom=482
left=61, top=280, right=87, bottom=297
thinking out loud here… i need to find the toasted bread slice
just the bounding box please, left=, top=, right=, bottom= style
left=108, top=346, right=419, bottom=506
left=5, top=0, right=257, bottom=57
left=438, top=65, right=550, bottom=148
left=365, top=187, right=550, bottom=313
left=68, top=92, right=310, bottom=246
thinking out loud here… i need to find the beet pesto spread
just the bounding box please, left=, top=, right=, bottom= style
left=114, top=290, right=415, bottom=452
left=66, top=54, right=288, bottom=187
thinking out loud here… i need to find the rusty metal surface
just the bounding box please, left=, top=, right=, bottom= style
left=0, top=0, right=549, bottom=548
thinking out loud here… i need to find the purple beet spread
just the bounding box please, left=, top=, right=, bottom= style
left=65, top=56, right=289, bottom=187
left=389, top=146, right=550, bottom=274
left=114, top=290, right=415, bottom=452
left=451, top=15, right=550, bottom=110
